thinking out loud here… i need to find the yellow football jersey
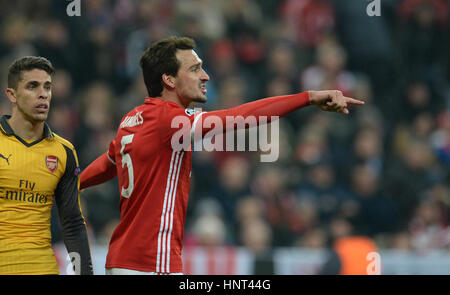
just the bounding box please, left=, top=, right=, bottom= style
left=0, top=115, right=91, bottom=275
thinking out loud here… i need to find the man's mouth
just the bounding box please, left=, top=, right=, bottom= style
left=200, top=84, right=207, bottom=95
left=35, top=104, right=49, bottom=112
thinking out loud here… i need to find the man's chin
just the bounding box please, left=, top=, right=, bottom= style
left=193, top=95, right=207, bottom=103
left=31, top=113, right=48, bottom=123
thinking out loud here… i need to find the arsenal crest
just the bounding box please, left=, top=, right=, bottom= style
left=46, top=155, right=58, bottom=173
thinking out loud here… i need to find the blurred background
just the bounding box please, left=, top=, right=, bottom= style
left=0, top=0, right=449, bottom=274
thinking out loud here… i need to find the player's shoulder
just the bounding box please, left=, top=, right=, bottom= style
left=147, top=100, right=188, bottom=126
left=144, top=97, right=201, bottom=116
left=51, top=132, right=75, bottom=151
left=163, top=102, right=203, bottom=119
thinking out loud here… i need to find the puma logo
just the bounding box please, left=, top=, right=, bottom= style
left=0, top=153, right=12, bottom=165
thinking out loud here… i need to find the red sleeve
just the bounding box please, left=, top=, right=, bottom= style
left=163, top=92, right=309, bottom=151
left=193, top=91, right=310, bottom=137
left=80, top=152, right=117, bottom=190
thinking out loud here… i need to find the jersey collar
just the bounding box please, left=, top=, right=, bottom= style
left=144, top=97, right=185, bottom=109
left=0, top=115, right=55, bottom=142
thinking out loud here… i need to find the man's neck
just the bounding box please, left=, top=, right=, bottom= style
left=159, top=91, right=189, bottom=109
left=7, top=114, right=44, bottom=142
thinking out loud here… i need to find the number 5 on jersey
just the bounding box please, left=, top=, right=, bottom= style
left=120, top=134, right=134, bottom=198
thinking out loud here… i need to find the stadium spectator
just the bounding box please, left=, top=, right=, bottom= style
left=281, top=0, right=335, bottom=48
left=300, top=39, right=356, bottom=97
left=397, top=0, right=449, bottom=81
left=318, top=217, right=380, bottom=275
left=349, top=164, right=398, bottom=236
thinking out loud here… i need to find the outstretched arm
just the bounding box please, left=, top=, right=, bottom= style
left=190, top=90, right=364, bottom=138
left=81, top=90, right=364, bottom=189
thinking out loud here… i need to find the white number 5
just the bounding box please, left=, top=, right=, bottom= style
left=120, top=134, right=134, bottom=198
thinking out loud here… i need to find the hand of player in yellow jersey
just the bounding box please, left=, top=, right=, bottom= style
left=308, top=90, right=365, bottom=115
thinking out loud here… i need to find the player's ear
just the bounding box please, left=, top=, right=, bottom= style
left=162, top=74, right=175, bottom=89
left=5, top=88, right=17, bottom=104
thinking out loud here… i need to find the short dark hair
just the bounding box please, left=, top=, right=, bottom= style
left=7, top=56, right=55, bottom=89
left=140, top=36, right=195, bottom=97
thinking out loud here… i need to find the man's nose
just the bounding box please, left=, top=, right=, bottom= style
left=201, top=69, right=210, bottom=81
left=39, top=87, right=50, bottom=99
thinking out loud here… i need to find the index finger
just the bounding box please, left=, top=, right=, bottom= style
left=345, top=97, right=365, bottom=105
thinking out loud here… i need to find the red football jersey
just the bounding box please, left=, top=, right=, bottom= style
left=105, top=97, right=199, bottom=273
left=92, top=92, right=310, bottom=273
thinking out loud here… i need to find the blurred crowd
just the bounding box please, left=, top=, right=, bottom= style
left=0, top=0, right=449, bottom=258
